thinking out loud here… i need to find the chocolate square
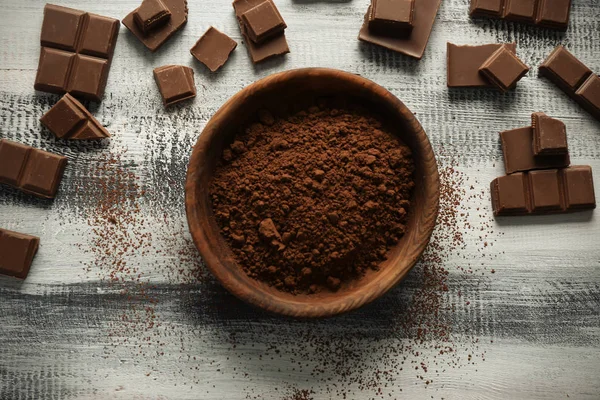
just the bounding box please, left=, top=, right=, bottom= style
left=368, top=0, right=414, bottom=36
left=40, top=4, right=86, bottom=51
left=562, top=166, right=596, bottom=210
left=79, top=14, right=120, bottom=58
left=535, top=0, right=572, bottom=30
left=490, top=173, right=529, bottom=216
left=479, top=46, right=529, bottom=92
left=500, top=127, right=570, bottom=174
left=539, top=46, right=592, bottom=92
left=528, top=169, right=562, bottom=212
left=34, top=48, right=76, bottom=94
left=153, top=65, right=196, bottom=107
left=575, top=74, right=600, bottom=119
left=469, top=0, right=505, bottom=18
left=68, top=55, right=109, bottom=100
left=241, top=0, right=287, bottom=44
left=447, top=43, right=517, bottom=88
left=134, top=0, right=172, bottom=34
left=503, top=0, right=536, bottom=23
left=20, top=150, right=68, bottom=198
left=40, top=94, right=88, bottom=139
left=0, top=229, right=40, bottom=280
left=190, top=27, right=237, bottom=72
left=532, top=112, right=568, bottom=156
left=0, top=140, right=30, bottom=186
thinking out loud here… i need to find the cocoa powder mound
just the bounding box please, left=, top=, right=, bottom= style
left=209, top=105, right=415, bottom=294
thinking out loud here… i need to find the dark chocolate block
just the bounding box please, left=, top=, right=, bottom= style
left=470, top=0, right=505, bottom=18
left=241, top=0, right=287, bottom=44
left=134, top=0, right=171, bottom=34
left=0, top=139, right=68, bottom=199
left=358, top=0, right=442, bottom=59
left=190, top=27, right=237, bottom=72
left=368, top=0, right=414, bottom=37
left=539, top=46, right=600, bottom=122
left=535, top=0, right=572, bottom=30
left=0, top=229, right=40, bottom=280
left=40, top=94, right=110, bottom=140
left=447, top=43, right=517, bottom=88
left=503, top=0, right=536, bottom=23
left=531, top=112, right=568, bottom=156
left=34, top=4, right=120, bottom=102
left=153, top=65, right=196, bottom=107
left=479, top=46, right=529, bottom=92
left=490, top=166, right=596, bottom=217
left=233, top=0, right=289, bottom=63
left=500, top=127, right=570, bottom=174
left=123, top=0, right=188, bottom=52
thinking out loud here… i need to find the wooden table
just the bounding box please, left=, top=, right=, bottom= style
left=1, top=0, right=599, bottom=399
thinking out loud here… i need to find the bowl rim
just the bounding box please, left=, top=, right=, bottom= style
left=185, top=67, right=440, bottom=318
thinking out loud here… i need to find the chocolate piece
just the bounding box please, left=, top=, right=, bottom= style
left=575, top=74, right=600, bottom=120
left=190, top=27, right=237, bottom=72
left=0, top=139, right=68, bottom=199
left=134, top=0, right=171, bottom=34
left=479, top=46, right=529, bottom=92
left=358, top=0, right=442, bottom=59
left=241, top=0, right=287, bottom=44
left=469, top=0, right=504, bottom=18
left=500, top=127, right=570, bottom=174
left=535, top=0, right=572, bottom=30
left=503, top=0, right=536, bottom=23
left=233, top=0, right=290, bottom=63
left=447, top=43, right=517, bottom=88
left=532, top=112, right=568, bottom=156
left=123, top=0, right=188, bottom=52
left=368, top=0, right=414, bottom=37
left=34, top=5, right=119, bottom=102
left=491, top=166, right=596, bottom=216
left=0, top=229, right=40, bottom=280
left=539, top=46, right=600, bottom=121
left=40, top=94, right=110, bottom=140
left=153, top=65, right=196, bottom=107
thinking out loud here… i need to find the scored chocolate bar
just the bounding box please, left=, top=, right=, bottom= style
left=470, top=0, right=572, bottom=30
left=0, top=228, right=40, bottom=279
left=539, top=46, right=600, bottom=121
left=0, top=139, right=68, bottom=199
left=40, top=94, right=110, bottom=140
left=491, top=166, right=596, bottom=217
left=34, top=4, right=120, bottom=102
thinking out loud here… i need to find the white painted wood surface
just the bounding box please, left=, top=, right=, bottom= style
left=1, top=0, right=600, bottom=399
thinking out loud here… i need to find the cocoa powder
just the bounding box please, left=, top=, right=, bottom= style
left=209, top=104, right=415, bottom=294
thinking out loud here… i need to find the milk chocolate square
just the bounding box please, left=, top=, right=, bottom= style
left=503, top=0, right=536, bottom=23
left=368, top=0, right=414, bottom=36
left=190, top=27, right=237, bottom=72
left=575, top=74, right=600, bottom=120
left=134, top=0, right=171, bottom=34
left=241, top=0, right=286, bottom=44
left=469, top=0, right=505, bottom=18
left=562, top=166, right=596, bottom=210
left=535, top=0, right=572, bottom=30
left=479, top=46, right=529, bottom=92
left=490, top=173, right=529, bottom=216
left=0, top=229, right=40, bottom=280
left=531, top=112, right=568, bottom=156
left=153, top=65, right=196, bottom=107
left=528, top=169, right=562, bottom=212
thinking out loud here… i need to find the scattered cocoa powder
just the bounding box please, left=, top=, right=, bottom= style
left=210, top=105, right=415, bottom=294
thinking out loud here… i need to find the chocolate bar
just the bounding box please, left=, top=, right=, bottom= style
left=358, top=0, right=442, bottom=59
left=532, top=112, right=568, bottom=156
left=190, top=27, right=237, bottom=72
left=447, top=43, right=517, bottom=88
left=233, top=0, right=290, bottom=63
left=241, top=0, right=286, bottom=44
left=368, top=0, right=414, bottom=37
left=153, top=65, right=196, bottom=107
left=500, top=127, right=570, bottom=174
left=491, top=166, right=596, bottom=216
left=0, top=228, right=40, bottom=279
left=123, top=0, right=188, bottom=52
left=479, top=46, right=529, bottom=92
left=34, top=4, right=120, bottom=102
left=539, top=46, right=600, bottom=121
left=40, top=94, right=110, bottom=140
left=134, top=0, right=171, bottom=34
left=470, top=0, right=572, bottom=30
left=0, top=139, right=68, bottom=199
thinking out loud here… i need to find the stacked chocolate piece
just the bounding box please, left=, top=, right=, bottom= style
left=447, top=43, right=529, bottom=92
left=470, top=0, right=573, bottom=30
left=358, top=0, right=442, bottom=59
left=490, top=113, right=596, bottom=217
left=233, top=0, right=289, bottom=64
left=539, top=46, right=600, bottom=122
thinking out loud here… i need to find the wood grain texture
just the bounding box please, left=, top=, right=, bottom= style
left=1, top=0, right=600, bottom=399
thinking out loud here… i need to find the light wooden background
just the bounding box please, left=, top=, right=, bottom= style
left=1, top=0, right=599, bottom=399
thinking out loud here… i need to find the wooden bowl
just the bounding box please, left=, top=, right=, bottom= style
left=185, top=68, right=439, bottom=318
